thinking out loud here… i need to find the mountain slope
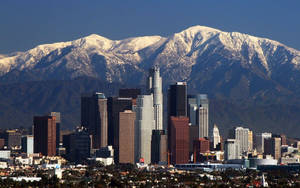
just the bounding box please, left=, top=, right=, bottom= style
left=0, top=25, right=299, bottom=96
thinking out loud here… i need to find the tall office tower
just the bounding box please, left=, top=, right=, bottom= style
left=187, top=95, right=198, bottom=125
left=4, top=130, right=21, bottom=149
left=193, top=138, right=210, bottom=155
left=170, top=116, right=189, bottom=164
left=33, top=116, right=56, bottom=156
left=197, top=107, right=209, bottom=138
left=248, top=130, right=253, bottom=151
left=21, top=135, right=34, bottom=155
left=188, top=94, right=209, bottom=138
left=107, top=97, right=132, bottom=163
left=168, top=82, right=187, bottom=117
left=135, top=95, right=155, bottom=164
left=229, top=127, right=249, bottom=154
left=212, top=124, right=221, bottom=149
left=148, top=66, right=163, bottom=130
left=224, top=139, right=240, bottom=160
left=49, top=112, right=61, bottom=150
left=151, top=130, right=168, bottom=164
left=168, top=82, right=187, bottom=151
left=119, top=110, right=136, bottom=164
left=255, top=133, right=272, bottom=154
left=264, top=137, right=281, bottom=160
left=81, top=92, right=108, bottom=149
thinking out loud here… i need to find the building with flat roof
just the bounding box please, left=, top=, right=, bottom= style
left=170, top=116, right=189, bottom=164
left=33, top=116, right=56, bottom=156
left=81, top=92, right=108, bottom=149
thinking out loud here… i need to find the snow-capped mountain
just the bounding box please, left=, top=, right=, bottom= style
left=1, top=25, right=300, bottom=98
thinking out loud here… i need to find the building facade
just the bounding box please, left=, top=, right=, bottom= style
left=169, top=116, right=190, bottom=164
left=81, top=92, right=108, bottom=149
left=21, top=135, right=34, bottom=155
left=264, top=137, right=281, bottom=160
left=148, top=66, right=163, bottom=130
left=224, top=139, right=240, bottom=160
left=212, top=124, right=221, bottom=150
left=135, top=95, right=155, bottom=164
left=33, top=116, right=56, bottom=156
left=119, top=110, right=136, bottom=164
left=255, top=132, right=272, bottom=154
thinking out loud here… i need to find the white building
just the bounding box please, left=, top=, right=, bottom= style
left=135, top=95, right=155, bottom=164
left=255, top=133, right=272, bottom=154
left=148, top=66, right=163, bottom=130
left=197, top=106, right=209, bottom=138
left=230, top=127, right=250, bottom=154
left=21, top=135, right=34, bottom=155
left=224, top=139, right=240, bottom=160
left=0, top=150, right=10, bottom=159
left=212, top=124, right=221, bottom=149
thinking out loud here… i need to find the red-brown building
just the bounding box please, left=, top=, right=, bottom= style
left=193, top=137, right=210, bottom=162
left=170, top=116, right=189, bottom=164
left=119, top=110, right=136, bottom=164
left=33, top=116, right=56, bottom=156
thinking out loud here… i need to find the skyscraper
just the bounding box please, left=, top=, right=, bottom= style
left=224, top=139, right=240, bottom=160
left=169, top=116, right=190, bottom=164
left=248, top=130, right=253, bottom=152
left=264, top=137, right=281, bottom=160
left=188, top=94, right=209, bottom=138
left=168, top=82, right=187, bottom=152
left=148, top=66, right=163, bottom=130
left=64, top=127, right=91, bottom=163
left=49, top=112, right=61, bottom=150
left=33, top=116, right=56, bottom=156
left=254, top=132, right=272, bottom=154
left=135, top=95, right=155, bottom=164
left=151, top=130, right=167, bottom=164
left=229, top=127, right=249, bottom=154
left=212, top=124, right=221, bottom=149
left=197, top=107, right=209, bottom=138
left=81, top=92, right=108, bottom=149
left=21, top=135, right=34, bottom=155
left=168, top=82, right=187, bottom=117
left=119, top=110, right=136, bottom=164
left=107, top=97, right=132, bottom=163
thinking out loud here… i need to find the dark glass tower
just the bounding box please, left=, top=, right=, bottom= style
left=81, top=92, right=108, bottom=149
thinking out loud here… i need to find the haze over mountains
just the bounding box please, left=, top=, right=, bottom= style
left=0, top=25, right=300, bottom=137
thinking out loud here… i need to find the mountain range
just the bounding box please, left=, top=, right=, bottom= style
left=0, top=25, right=300, bottom=137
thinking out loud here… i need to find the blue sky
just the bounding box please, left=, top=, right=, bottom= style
left=0, top=0, right=300, bottom=53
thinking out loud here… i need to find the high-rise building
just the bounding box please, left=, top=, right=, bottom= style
left=64, top=127, right=91, bottom=163
left=224, top=139, right=240, bottom=160
left=4, top=130, right=21, bottom=149
left=81, top=92, right=108, bottom=149
left=49, top=112, right=61, bottom=150
left=169, top=116, right=189, bottom=164
left=33, top=116, right=56, bottom=156
left=229, top=127, right=249, bottom=154
left=212, top=124, right=221, bottom=149
left=107, top=97, right=132, bottom=163
left=264, top=137, right=281, bottom=160
left=148, top=66, right=163, bottom=130
left=119, top=110, right=136, bottom=164
left=151, top=130, right=167, bottom=164
left=248, top=130, right=253, bottom=152
left=254, top=133, right=272, bottom=154
left=197, top=107, right=209, bottom=138
left=168, top=82, right=187, bottom=152
left=0, top=139, right=4, bottom=149
left=21, top=135, right=34, bottom=155
left=168, top=82, right=187, bottom=117
left=135, top=95, right=155, bottom=164
left=187, top=94, right=209, bottom=138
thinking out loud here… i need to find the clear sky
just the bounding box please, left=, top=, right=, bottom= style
left=0, top=0, right=299, bottom=54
